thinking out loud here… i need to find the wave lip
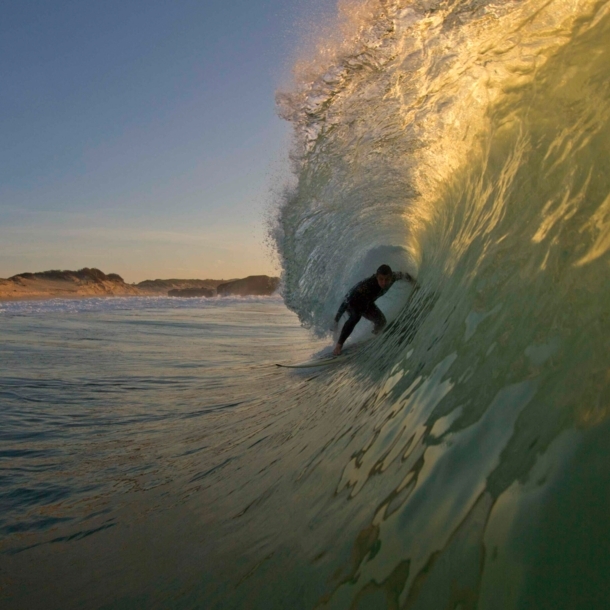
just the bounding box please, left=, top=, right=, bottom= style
left=273, top=0, right=610, bottom=331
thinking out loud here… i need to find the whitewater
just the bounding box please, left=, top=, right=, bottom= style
left=2, top=0, right=610, bottom=608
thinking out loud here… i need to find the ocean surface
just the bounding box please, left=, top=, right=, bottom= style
left=3, top=0, right=610, bottom=608
left=0, top=296, right=330, bottom=608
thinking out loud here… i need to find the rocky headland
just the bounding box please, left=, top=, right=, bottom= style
left=135, top=278, right=231, bottom=295
left=216, top=275, right=280, bottom=297
left=167, top=286, right=215, bottom=298
left=0, top=268, right=279, bottom=301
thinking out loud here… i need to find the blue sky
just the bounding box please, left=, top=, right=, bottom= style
left=0, top=0, right=333, bottom=282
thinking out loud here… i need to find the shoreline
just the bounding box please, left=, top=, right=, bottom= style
left=0, top=292, right=282, bottom=303
left=0, top=292, right=150, bottom=303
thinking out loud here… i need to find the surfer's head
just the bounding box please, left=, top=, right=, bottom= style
left=376, top=264, right=392, bottom=289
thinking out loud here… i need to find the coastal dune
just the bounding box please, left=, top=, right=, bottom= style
left=0, top=269, right=141, bottom=301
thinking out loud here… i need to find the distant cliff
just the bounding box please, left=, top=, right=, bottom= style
left=216, top=275, right=280, bottom=297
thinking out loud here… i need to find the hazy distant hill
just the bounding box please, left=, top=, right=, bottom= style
left=216, top=275, right=280, bottom=296
left=135, top=278, right=235, bottom=294
left=167, top=286, right=216, bottom=298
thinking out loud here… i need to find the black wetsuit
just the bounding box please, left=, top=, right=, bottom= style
left=334, top=272, right=414, bottom=346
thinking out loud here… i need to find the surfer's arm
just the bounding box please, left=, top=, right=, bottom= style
left=334, top=299, right=348, bottom=323
left=393, top=271, right=419, bottom=289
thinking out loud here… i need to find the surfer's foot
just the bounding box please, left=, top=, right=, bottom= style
left=333, top=344, right=342, bottom=356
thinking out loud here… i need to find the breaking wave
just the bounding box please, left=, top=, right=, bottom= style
left=266, top=0, right=610, bottom=606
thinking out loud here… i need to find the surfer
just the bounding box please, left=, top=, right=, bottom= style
left=332, top=264, right=417, bottom=356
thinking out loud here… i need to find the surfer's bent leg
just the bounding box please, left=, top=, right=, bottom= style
left=364, top=305, right=386, bottom=335
left=337, top=308, right=362, bottom=347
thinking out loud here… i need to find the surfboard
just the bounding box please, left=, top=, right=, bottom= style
left=275, top=353, right=352, bottom=369
left=275, top=339, right=372, bottom=369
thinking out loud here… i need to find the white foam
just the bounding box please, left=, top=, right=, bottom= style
left=0, top=294, right=284, bottom=316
